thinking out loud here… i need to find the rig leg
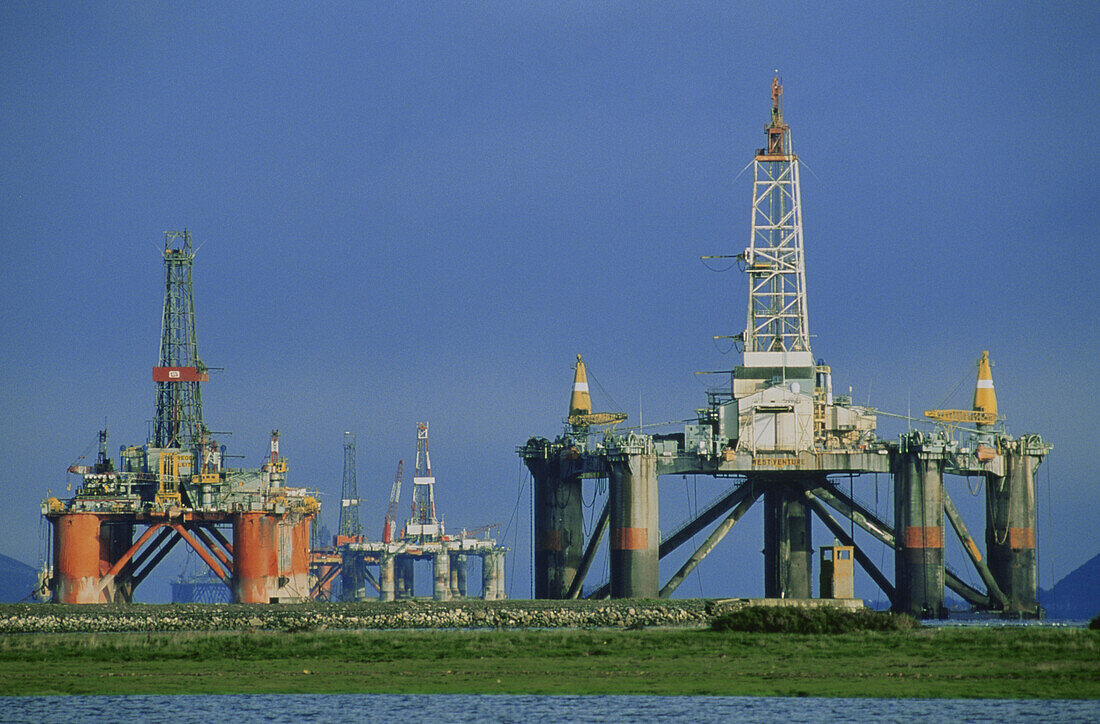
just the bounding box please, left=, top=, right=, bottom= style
left=100, top=521, right=134, bottom=603
left=531, top=463, right=584, bottom=599
left=893, top=437, right=947, bottom=618
left=379, top=555, right=395, bottom=602
left=52, top=514, right=103, bottom=603
left=395, top=555, right=414, bottom=599
left=340, top=549, right=366, bottom=601
left=608, top=452, right=659, bottom=598
left=232, top=512, right=279, bottom=604
left=987, top=446, right=1040, bottom=617
left=481, top=551, right=498, bottom=600
left=51, top=514, right=135, bottom=604
left=276, top=515, right=311, bottom=602
left=450, top=553, right=467, bottom=598
left=433, top=548, right=452, bottom=601
left=491, top=550, right=506, bottom=600
left=763, top=480, right=813, bottom=599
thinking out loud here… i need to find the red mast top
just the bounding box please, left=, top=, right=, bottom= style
left=760, top=75, right=792, bottom=158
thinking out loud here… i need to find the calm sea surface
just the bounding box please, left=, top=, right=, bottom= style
left=2, top=695, right=1098, bottom=723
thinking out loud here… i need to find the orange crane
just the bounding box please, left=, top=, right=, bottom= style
left=382, top=459, right=404, bottom=543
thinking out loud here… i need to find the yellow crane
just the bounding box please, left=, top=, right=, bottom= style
left=924, top=350, right=999, bottom=438
left=567, top=354, right=627, bottom=428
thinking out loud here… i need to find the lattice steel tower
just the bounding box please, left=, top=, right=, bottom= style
left=407, top=421, right=442, bottom=539
left=152, top=230, right=209, bottom=455
left=338, top=432, right=362, bottom=539
left=742, top=76, right=811, bottom=355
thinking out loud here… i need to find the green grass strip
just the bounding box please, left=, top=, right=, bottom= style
left=2, top=627, right=1097, bottom=699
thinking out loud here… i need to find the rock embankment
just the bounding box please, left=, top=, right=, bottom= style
left=0, top=599, right=713, bottom=633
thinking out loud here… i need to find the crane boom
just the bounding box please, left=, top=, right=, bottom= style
left=924, top=351, right=1000, bottom=430
left=923, top=409, right=998, bottom=426
left=382, top=459, right=404, bottom=543
left=459, top=523, right=501, bottom=540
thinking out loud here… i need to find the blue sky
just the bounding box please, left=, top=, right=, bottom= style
left=1, top=3, right=1097, bottom=601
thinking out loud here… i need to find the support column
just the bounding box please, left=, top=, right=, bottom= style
left=395, top=556, right=414, bottom=599
left=482, top=551, right=498, bottom=600
left=987, top=446, right=1039, bottom=616
left=275, top=515, right=310, bottom=602
left=608, top=452, right=658, bottom=598
left=340, top=550, right=365, bottom=601
left=379, top=555, right=395, bottom=601
left=530, top=460, right=584, bottom=599
left=433, top=547, right=452, bottom=601
left=893, top=436, right=946, bottom=618
left=450, top=553, right=467, bottom=598
left=233, top=512, right=279, bottom=603
left=293, top=517, right=311, bottom=600
left=52, top=514, right=104, bottom=603
left=491, top=550, right=506, bottom=600
left=100, top=521, right=134, bottom=603
left=763, top=480, right=813, bottom=599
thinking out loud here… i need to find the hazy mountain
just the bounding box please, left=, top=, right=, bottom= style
left=1041, top=551, right=1100, bottom=620
left=0, top=553, right=38, bottom=603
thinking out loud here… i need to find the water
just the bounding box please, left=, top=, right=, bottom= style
left=923, top=618, right=1092, bottom=629
left=1, top=695, right=1097, bottom=723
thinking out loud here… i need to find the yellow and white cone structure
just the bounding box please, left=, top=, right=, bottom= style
left=569, top=354, right=592, bottom=418
left=973, top=350, right=997, bottom=421
left=566, top=355, right=627, bottom=429
left=973, top=350, right=999, bottom=460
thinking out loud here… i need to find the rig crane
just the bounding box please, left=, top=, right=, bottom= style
left=924, top=351, right=1000, bottom=428
left=382, top=459, right=404, bottom=543
left=923, top=350, right=1002, bottom=460
left=566, top=354, right=627, bottom=430
left=458, top=523, right=501, bottom=540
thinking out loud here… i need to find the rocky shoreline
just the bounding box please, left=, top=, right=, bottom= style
left=0, top=599, right=717, bottom=634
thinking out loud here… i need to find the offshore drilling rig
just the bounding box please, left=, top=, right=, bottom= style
left=519, top=78, right=1051, bottom=618
left=329, top=422, right=508, bottom=602
left=42, top=231, right=318, bottom=604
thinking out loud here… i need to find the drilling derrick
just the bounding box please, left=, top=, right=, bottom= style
left=744, top=76, right=810, bottom=357
left=337, top=432, right=362, bottom=544
left=727, top=76, right=838, bottom=458
left=152, top=230, right=210, bottom=460
left=406, top=421, right=442, bottom=540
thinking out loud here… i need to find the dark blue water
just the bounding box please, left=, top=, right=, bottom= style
left=1, top=695, right=1097, bottom=723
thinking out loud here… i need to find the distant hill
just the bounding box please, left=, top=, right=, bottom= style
left=1041, top=551, right=1100, bottom=620
left=0, top=554, right=38, bottom=603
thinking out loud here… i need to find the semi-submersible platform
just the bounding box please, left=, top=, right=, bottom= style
left=42, top=231, right=320, bottom=604
left=518, top=77, right=1051, bottom=618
